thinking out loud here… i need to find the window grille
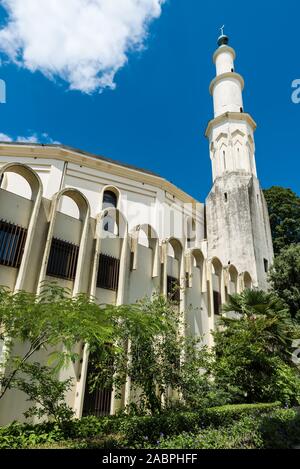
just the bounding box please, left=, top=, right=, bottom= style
left=97, top=254, right=120, bottom=291
left=47, top=237, right=79, bottom=281
left=0, top=219, right=27, bottom=268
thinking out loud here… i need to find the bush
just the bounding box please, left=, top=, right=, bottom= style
left=156, top=408, right=300, bottom=449
left=0, top=402, right=288, bottom=449
left=152, top=416, right=262, bottom=449
left=202, top=402, right=281, bottom=427
left=0, top=422, right=64, bottom=449
left=259, top=408, right=300, bottom=449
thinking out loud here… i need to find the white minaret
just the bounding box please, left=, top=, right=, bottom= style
left=205, top=30, right=274, bottom=290
left=207, top=30, right=257, bottom=182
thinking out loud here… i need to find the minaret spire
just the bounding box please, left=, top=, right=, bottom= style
left=210, top=32, right=244, bottom=117
left=206, top=35, right=257, bottom=181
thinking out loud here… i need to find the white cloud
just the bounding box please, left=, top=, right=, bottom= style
left=0, top=132, right=61, bottom=144
left=0, top=0, right=165, bottom=93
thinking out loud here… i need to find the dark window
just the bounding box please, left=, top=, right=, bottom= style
left=224, top=192, right=228, bottom=202
left=213, top=290, right=222, bottom=316
left=240, top=107, right=243, bottom=113
left=264, top=258, right=269, bottom=273
left=97, top=254, right=120, bottom=291
left=167, top=275, right=180, bottom=304
left=103, top=190, right=117, bottom=209
left=82, top=351, right=112, bottom=417
left=103, top=191, right=118, bottom=233
left=47, top=238, right=79, bottom=281
left=0, top=219, right=27, bottom=268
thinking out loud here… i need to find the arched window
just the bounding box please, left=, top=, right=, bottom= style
left=103, top=190, right=118, bottom=209
left=103, top=190, right=118, bottom=233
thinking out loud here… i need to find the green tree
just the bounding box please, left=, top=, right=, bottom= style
left=0, top=283, right=160, bottom=407
left=14, top=362, right=74, bottom=424
left=0, top=283, right=113, bottom=401
left=88, top=294, right=212, bottom=415
left=263, top=186, right=300, bottom=254
left=213, top=290, right=300, bottom=405
left=269, top=244, right=300, bottom=320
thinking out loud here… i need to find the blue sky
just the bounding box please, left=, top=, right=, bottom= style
left=0, top=0, right=299, bottom=201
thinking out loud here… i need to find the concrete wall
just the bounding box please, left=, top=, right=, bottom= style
left=0, top=148, right=271, bottom=423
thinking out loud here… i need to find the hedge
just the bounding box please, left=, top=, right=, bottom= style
left=0, top=402, right=283, bottom=449
left=201, top=402, right=281, bottom=427
left=155, top=408, right=300, bottom=450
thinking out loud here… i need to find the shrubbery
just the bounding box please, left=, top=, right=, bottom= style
left=156, top=408, right=300, bottom=449
left=0, top=402, right=285, bottom=449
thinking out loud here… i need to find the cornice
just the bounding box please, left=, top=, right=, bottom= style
left=209, top=72, right=244, bottom=96
left=205, top=112, right=257, bottom=138
left=0, top=143, right=200, bottom=205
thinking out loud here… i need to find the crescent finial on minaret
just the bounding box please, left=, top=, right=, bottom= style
left=217, top=25, right=229, bottom=47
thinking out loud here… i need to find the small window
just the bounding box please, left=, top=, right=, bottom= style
left=47, top=238, right=79, bottom=280
left=102, top=190, right=118, bottom=233
left=0, top=219, right=27, bottom=268
left=97, top=254, right=120, bottom=291
left=240, top=107, right=243, bottom=113
left=263, top=258, right=269, bottom=273
left=103, top=190, right=117, bottom=209
left=224, top=193, right=228, bottom=203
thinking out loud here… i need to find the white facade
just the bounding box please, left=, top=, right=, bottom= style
left=0, top=35, right=273, bottom=424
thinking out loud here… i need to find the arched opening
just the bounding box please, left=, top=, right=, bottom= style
left=130, top=224, right=159, bottom=278
left=101, top=187, right=120, bottom=234
left=228, top=265, right=238, bottom=295
left=59, top=194, right=81, bottom=220
left=103, top=190, right=118, bottom=209
left=188, top=249, right=204, bottom=289
left=186, top=249, right=205, bottom=339
left=40, top=188, right=90, bottom=292
left=1, top=171, right=32, bottom=200
left=211, top=257, right=223, bottom=316
left=94, top=207, right=127, bottom=300
left=243, top=271, right=252, bottom=290
left=165, top=238, right=183, bottom=304
left=0, top=164, right=42, bottom=290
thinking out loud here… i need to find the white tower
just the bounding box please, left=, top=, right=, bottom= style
left=205, top=31, right=274, bottom=289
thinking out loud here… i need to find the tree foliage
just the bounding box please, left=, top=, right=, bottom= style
left=87, top=294, right=213, bottom=415
left=14, top=362, right=74, bottom=424
left=212, top=289, right=300, bottom=406
left=0, top=283, right=114, bottom=401
left=269, top=244, right=300, bottom=320
left=263, top=186, right=300, bottom=254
